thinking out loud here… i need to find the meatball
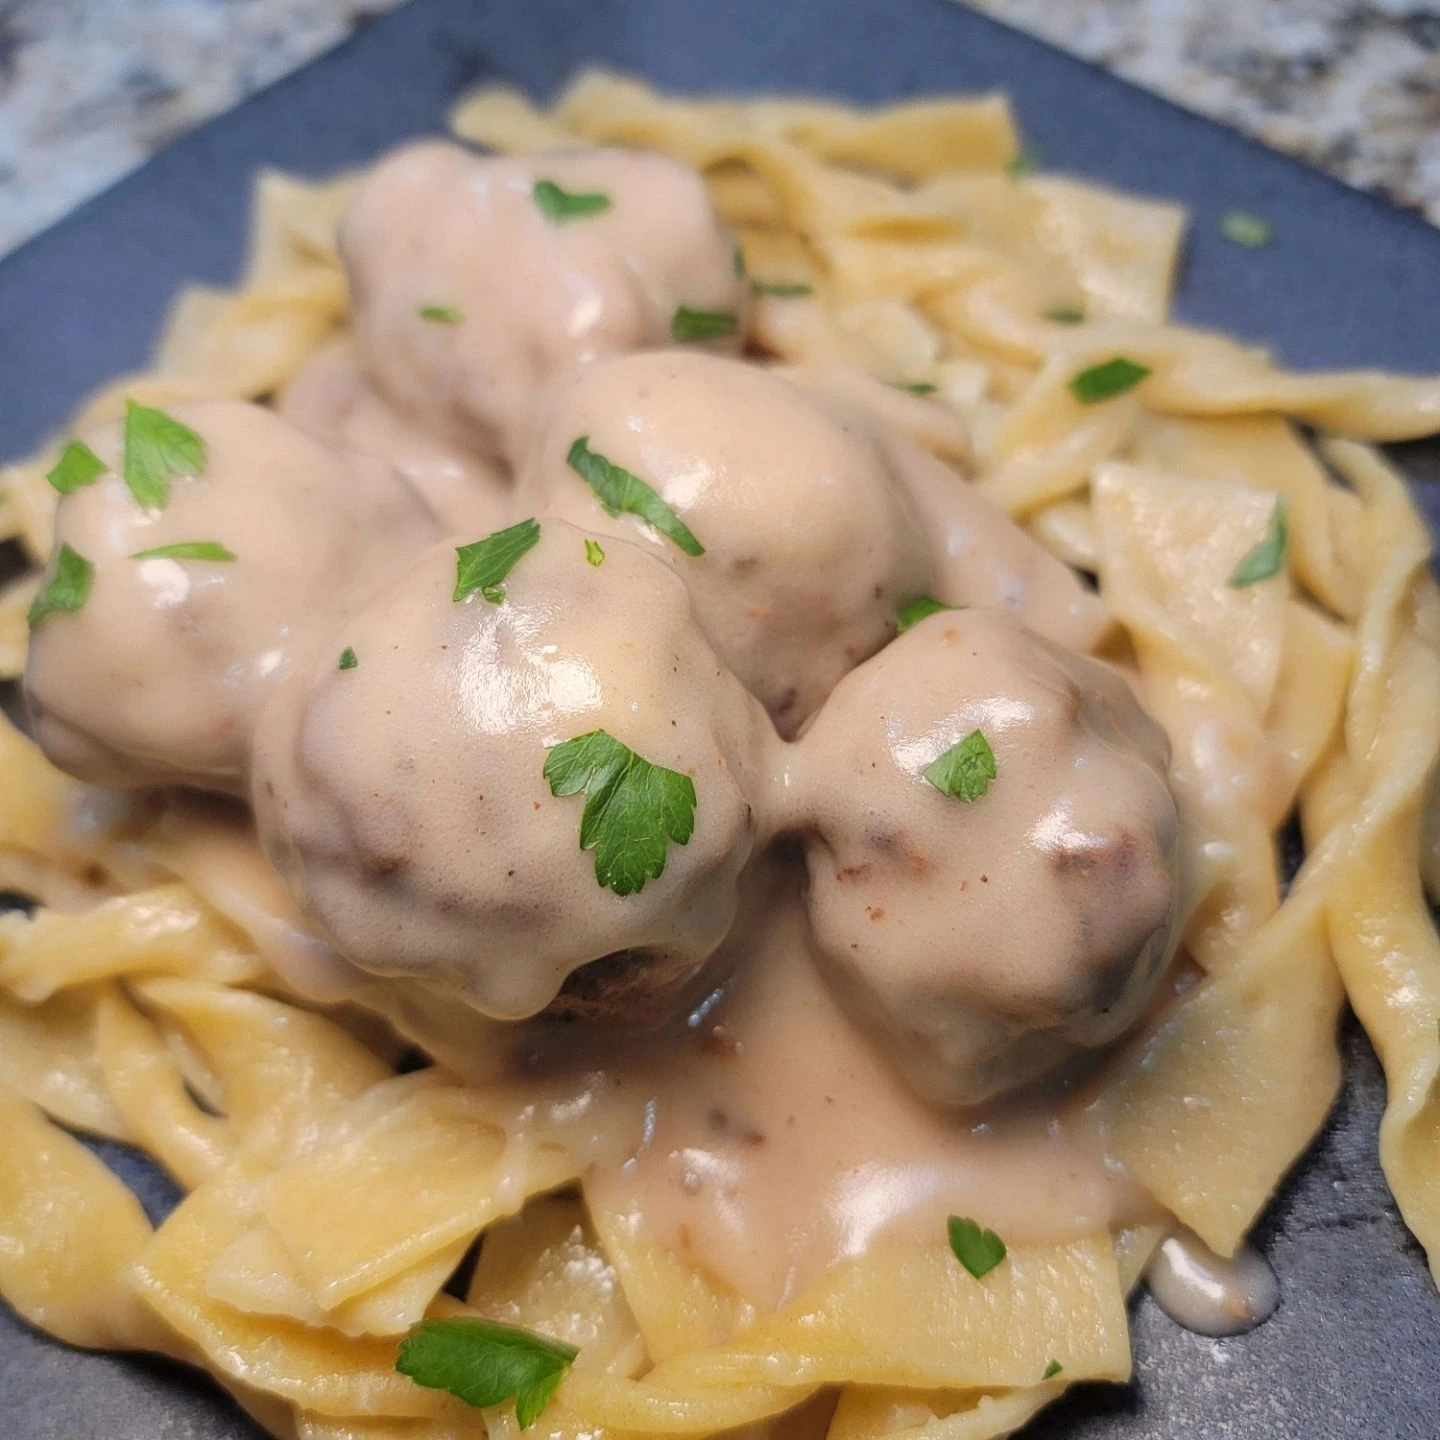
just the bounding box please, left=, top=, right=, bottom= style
left=277, top=337, right=514, bottom=536
left=251, top=518, right=776, bottom=1024
left=340, top=142, right=747, bottom=462
left=516, top=351, right=934, bottom=736
left=879, top=427, right=1114, bottom=655
left=24, top=401, right=439, bottom=793
left=792, top=607, right=1179, bottom=1107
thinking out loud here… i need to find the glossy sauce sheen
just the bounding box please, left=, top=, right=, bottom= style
left=25, top=142, right=1196, bottom=1320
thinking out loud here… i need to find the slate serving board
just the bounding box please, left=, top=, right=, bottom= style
left=1, top=1, right=1437, bottom=1435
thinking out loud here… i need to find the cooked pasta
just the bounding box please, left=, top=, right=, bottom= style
left=1, top=69, right=1439, bottom=1440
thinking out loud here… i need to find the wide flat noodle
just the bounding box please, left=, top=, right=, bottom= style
left=0, top=883, right=263, bottom=1001
left=260, top=1085, right=578, bottom=1306
left=0, top=981, right=129, bottom=1138
left=0, top=1086, right=156, bottom=1349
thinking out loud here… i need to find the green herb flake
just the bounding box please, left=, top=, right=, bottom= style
left=123, top=401, right=207, bottom=510
left=338, top=647, right=359, bottom=671
left=947, top=1215, right=1007, bottom=1279
left=533, top=179, right=613, bottom=225
left=454, top=518, right=543, bottom=605
left=1067, top=357, right=1151, bottom=405
left=1007, top=150, right=1038, bottom=179
left=47, top=441, right=107, bottom=495
left=584, top=538, right=606, bottom=567
left=925, top=730, right=997, bottom=804
left=1046, top=308, right=1086, bottom=325
left=752, top=281, right=813, bottom=298
left=897, top=596, right=958, bottom=633
left=396, top=1316, right=578, bottom=1429
left=543, top=730, right=697, bottom=897
left=1228, top=499, right=1289, bottom=588
left=418, top=304, right=465, bottom=324
left=1219, top=210, right=1272, bottom=248
left=1042, top=1360, right=1063, bottom=1381
left=733, top=245, right=747, bottom=278
left=893, top=381, right=939, bottom=396
left=671, top=306, right=740, bottom=342
left=131, top=541, right=236, bottom=563
left=28, top=543, right=95, bottom=628
left=567, top=437, right=705, bottom=558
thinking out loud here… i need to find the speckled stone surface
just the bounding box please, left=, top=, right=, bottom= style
left=1, top=0, right=1438, bottom=256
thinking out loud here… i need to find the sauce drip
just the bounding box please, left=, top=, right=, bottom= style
left=1145, top=1229, right=1280, bottom=1337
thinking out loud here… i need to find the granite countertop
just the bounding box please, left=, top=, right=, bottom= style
left=1, top=0, right=1438, bottom=259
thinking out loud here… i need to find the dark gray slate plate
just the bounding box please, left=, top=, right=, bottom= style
left=1, top=1, right=1437, bottom=1436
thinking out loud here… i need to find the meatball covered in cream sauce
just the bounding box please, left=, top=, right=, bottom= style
left=24, top=401, right=439, bottom=793
left=341, top=142, right=747, bottom=462
left=792, top=607, right=1180, bottom=1107
left=517, top=350, right=933, bottom=735
left=251, top=518, right=776, bottom=1023
left=276, top=337, right=513, bottom=537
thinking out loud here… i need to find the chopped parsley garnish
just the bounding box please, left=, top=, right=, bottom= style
left=47, top=441, right=106, bottom=495
left=752, top=281, right=813, bottom=297
left=566, top=437, right=705, bottom=558
left=897, top=596, right=958, bottom=633
left=543, top=730, right=697, bottom=897
left=947, top=1216, right=1007, bottom=1279
left=533, top=179, right=612, bottom=225
left=454, top=518, right=542, bottom=604
left=584, top=538, right=606, bottom=567
left=1046, top=308, right=1085, bottom=325
left=924, top=730, right=997, bottom=804
left=1229, top=499, right=1289, bottom=587
left=338, top=647, right=359, bottom=671
left=397, top=1316, right=577, bottom=1428
left=1007, top=151, right=1037, bottom=179
left=1219, top=211, right=1272, bottom=248
left=893, top=381, right=938, bottom=396
left=733, top=245, right=746, bottom=278
left=1067, top=357, right=1150, bottom=405
left=123, top=401, right=206, bottom=510
left=131, top=541, right=236, bottom=562
left=28, top=543, right=94, bottom=628
left=418, top=304, right=464, bottom=324
left=671, top=306, right=740, bottom=342
left=1042, top=1360, right=1063, bottom=1380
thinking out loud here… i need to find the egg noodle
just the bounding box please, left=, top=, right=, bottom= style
left=2, top=70, right=1440, bottom=1440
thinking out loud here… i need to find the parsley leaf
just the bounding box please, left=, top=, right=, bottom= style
left=733, top=245, right=747, bottom=278
left=131, top=541, right=236, bottom=562
left=28, top=543, right=95, bottom=627
left=396, top=1316, right=577, bottom=1428
left=454, top=518, right=542, bottom=604
left=47, top=441, right=106, bottom=495
left=543, top=730, right=697, bottom=896
left=566, top=437, right=705, bottom=557
left=947, top=1216, right=1007, bottom=1279
left=752, top=281, right=813, bottom=297
left=1042, top=1360, right=1064, bottom=1381
left=533, top=179, right=612, bottom=224
left=418, top=304, right=465, bottom=324
left=892, top=381, right=938, bottom=396
left=672, top=306, right=739, bottom=342
left=584, top=538, right=606, bottom=567
left=924, top=730, right=997, bottom=803
left=1229, top=499, right=1289, bottom=587
left=1219, top=210, right=1271, bottom=247
left=123, top=401, right=206, bottom=510
left=339, top=647, right=359, bottom=671
left=1046, top=308, right=1085, bottom=325
left=897, top=596, right=958, bottom=633
left=1007, top=150, right=1038, bottom=179
left=1067, top=357, right=1150, bottom=405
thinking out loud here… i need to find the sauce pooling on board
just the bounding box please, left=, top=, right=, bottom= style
left=24, top=140, right=1210, bottom=1324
